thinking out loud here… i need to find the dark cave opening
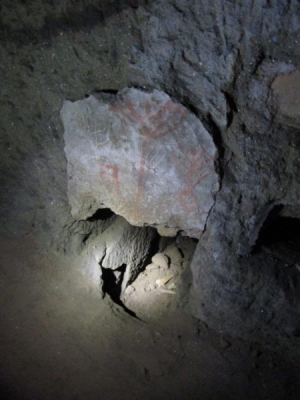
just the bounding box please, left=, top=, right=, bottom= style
left=255, top=205, right=300, bottom=252
left=87, top=208, right=115, bottom=221
left=258, top=216, right=300, bottom=246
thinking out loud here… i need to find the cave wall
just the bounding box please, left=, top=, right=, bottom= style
left=61, top=88, right=219, bottom=238
left=1, top=0, right=300, bottom=339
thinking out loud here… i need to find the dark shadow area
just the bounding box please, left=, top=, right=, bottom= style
left=101, top=264, right=126, bottom=302
left=202, top=113, right=226, bottom=180
left=101, top=264, right=141, bottom=319
left=223, top=91, right=238, bottom=129
left=0, top=372, right=32, bottom=400
left=255, top=205, right=300, bottom=251
left=0, top=383, right=24, bottom=400
left=87, top=208, right=115, bottom=221
left=93, top=89, right=119, bottom=95
left=258, top=216, right=300, bottom=246
left=0, top=0, right=151, bottom=46
left=134, top=228, right=161, bottom=279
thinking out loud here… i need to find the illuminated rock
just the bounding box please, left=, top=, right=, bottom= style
left=61, top=89, right=219, bottom=238
left=271, top=70, right=300, bottom=127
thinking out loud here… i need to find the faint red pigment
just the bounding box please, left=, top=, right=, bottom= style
left=99, top=163, right=121, bottom=196
left=108, top=96, right=190, bottom=219
left=109, top=97, right=188, bottom=140
left=174, top=147, right=215, bottom=213
left=103, top=94, right=216, bottom=226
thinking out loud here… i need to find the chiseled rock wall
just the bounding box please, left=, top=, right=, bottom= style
left=61, top=88, right=218, bottom=238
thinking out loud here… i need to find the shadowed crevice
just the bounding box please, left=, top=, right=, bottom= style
left=101, top=264, right=141, bottom=320
left=87, top=208, right=115, bottom=221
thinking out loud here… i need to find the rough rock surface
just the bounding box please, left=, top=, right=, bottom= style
left=61, top=89, right=218, bottom=238
left=189, top=59, right=300, bottom=338
left=1, top=0, right=300, bottom=342
left=90, top=215, right=158, bottom=289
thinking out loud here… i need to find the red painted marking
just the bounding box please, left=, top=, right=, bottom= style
left=134, top=142, right=149, bottom=219
left=106, top=93, right=215, bottom=221
left=144, top=100, right=152, bottom=116
left=99, top=163, right=121, bottom=195
left=147, top=98, right=174, bottom=123
left=151, top=110, right=188, bottom=139
left=109, top=101, right=145, bottom=125
left=174, top=148, right=215, bottom=213
left=109, top=96, right=187, bottom=141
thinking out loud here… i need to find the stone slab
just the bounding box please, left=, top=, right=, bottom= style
left=61, top=88, right=219, bottom=238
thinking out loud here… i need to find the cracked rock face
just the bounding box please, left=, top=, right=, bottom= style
left=61, top=88, right=219, bottom=238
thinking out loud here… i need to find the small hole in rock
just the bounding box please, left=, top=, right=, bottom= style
left=259, top=216, right=300, bottom=246
left=255, top=205, right=300, bottom=253
left=87, top=208, right=114, bottom=221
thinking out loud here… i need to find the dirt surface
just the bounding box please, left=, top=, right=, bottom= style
left=1, top=232, right=300, bottom=400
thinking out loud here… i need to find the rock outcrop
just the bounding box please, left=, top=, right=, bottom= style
left=61, top=88, right=218, bottom=238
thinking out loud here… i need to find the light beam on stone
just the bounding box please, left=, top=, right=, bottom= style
left=61, top=88, right=219, bottom=239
